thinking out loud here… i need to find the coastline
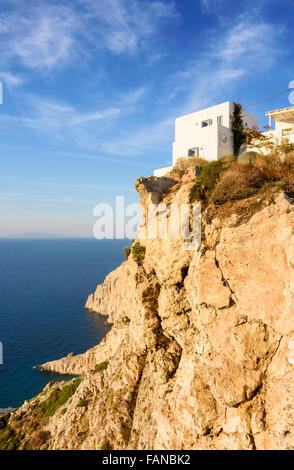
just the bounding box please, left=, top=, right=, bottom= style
left=0, top=408, right=16, bottom=416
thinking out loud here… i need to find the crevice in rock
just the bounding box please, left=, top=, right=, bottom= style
left=264, top=333, right=283, bottom=376
left=214, top=247, right=238, bottom=303
left=174, top=265, right=190, bottom=291
left=123, top=354, right=147, bottom=446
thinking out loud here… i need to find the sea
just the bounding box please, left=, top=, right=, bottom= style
left=0, top=238, right=128, bottom=409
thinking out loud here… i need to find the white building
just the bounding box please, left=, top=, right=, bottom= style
left=154, top=101, right=258, bottom=177
left=263, top=105, right=294, bottom=146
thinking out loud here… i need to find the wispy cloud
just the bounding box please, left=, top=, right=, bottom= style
left=0, top=94, right=121, bottom=128
left=0, top=71, right=23, bottom=89
left=83, top=0, right=178, bottom=54
left=0, top=4, right=80, bottom=71
left=0, top=0, right=178, bottom=73
left=165, top=18, right=284, bottom=114
left=118, top=87, right=147, bottom=106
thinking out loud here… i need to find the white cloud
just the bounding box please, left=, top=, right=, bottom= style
left=0, top=94, right=121, bottom=128
left=0, top=5, right=80, bottom=71
left=97, top=117, right=174, bottom=156
left=0, top=0, right=178, bottom=72
left=165, top=18, right=284, bottom=115
left=218, top=21, right=282, bottom=67
left=117, top=87, right=148, bottom=108
left=0, top=71, right=23, bottom=88
left=83, top=0, right=178, bottom=54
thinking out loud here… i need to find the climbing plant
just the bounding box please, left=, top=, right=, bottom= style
left=232, top=102, right=246, bottom=156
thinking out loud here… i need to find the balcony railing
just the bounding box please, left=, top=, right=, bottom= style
left=282, top=127, right=294, bottom=136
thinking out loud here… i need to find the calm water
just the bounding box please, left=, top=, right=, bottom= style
left=0, top=238, right=127, bottom=408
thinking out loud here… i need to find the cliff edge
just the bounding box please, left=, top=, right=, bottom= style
left=2, top=159, right=294, bottom=450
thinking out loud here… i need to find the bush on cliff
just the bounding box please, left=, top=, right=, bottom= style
left=40, top=378, right=82, bottom=417
left=167, top=156, right=206, bottom=179
left=211, top=163, right=266, bottom=204
left=0, top=413, right=10, bottom=430
left=27, top=429, right=51, bottom=450
left=93, top=360, right=109, bottom=373
left=124, top=247, right=131, bottom=260
left=0, top=426, right=22, bottom=450
left=131, top=242, right=146, bottom=265
left=189, top=160, right=224, bottom=202
left=77, top=399, right=89, bottom=408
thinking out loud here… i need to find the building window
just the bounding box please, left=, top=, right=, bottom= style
left=217, top=115, right=223, bottom=125
left=282, top=127, right=294, bottom=136
left=188, top=147, right=199, bottom=157
left=201, top=119, right=212, bottom=128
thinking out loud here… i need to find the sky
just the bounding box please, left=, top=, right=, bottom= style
left=0, top=0, right=294, bottom=237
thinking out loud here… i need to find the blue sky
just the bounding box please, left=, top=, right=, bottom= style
left=0, top=0, right=293, bottom=237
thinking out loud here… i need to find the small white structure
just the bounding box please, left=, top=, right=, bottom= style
left=154, top=101, right=258, bottom=176
left=263, top=106, right=294, bottom=146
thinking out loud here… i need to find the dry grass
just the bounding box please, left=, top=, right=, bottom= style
left=28, top=429, right=51, bottom=450
left=183, top=147, right=294, bottom=226
left=167, top=156, right=207, bottom=179
left=211, top=163, right=266, bottom=204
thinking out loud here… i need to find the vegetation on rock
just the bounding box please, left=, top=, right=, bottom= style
left=131, top=242, right=146, bottom=265
left=189, top=159, right=225, bottom=202
left=167, top=156, right=206, bottom=179
left=40, top=378, right=82, bottom=417
left=232, top=102, right=246, bottom=156
left=124, top=246, right=131, bottom=260
left=92, top=360, right=109, bottom=373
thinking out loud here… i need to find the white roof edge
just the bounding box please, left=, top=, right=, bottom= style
left=265, top=105, right=294, bottom=116
left=175, top=101, right=232, bottom=120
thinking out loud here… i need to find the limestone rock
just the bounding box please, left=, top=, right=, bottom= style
left=7, top=187, right=294, bottom=451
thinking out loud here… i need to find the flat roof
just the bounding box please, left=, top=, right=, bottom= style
left=265, top=106, right=294, bottom=123
left=176, top=101, right=232, bottom=120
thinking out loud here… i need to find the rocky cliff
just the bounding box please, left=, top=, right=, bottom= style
left=2, top=168, right=294, bottom=450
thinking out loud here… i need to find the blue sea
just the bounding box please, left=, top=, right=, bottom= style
left=0, top=238, right=128, bottom=409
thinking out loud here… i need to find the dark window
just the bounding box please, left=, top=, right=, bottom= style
left=188, top=147, right=199, bottom=157
left=201, top=119, right=212, bottom=127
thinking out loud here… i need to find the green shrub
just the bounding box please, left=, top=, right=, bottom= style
left=0, top=427, right=22, bottom=450
left=93, top=360, right=109, bottom=373
left=135, top=272, right=144, bottom=285
left=0, top=414, right=10, bottom=430
left=60, top=408, right=67, bottom=415
left=39, top=378, right=82, bottom=417
left=189, top=160, right=224, bottom=202
left=77, top=399, right=89, bottom=408
left=108, top=391, right=114, bottom=404
left=131, top=242, right=146, bottom=265
left=232, top=102, right=246, bottom=156
left=124, top=247, right=131, bottom=260
left=100, top=441, right=111, bottom=450
left=248, top=199, right=265, bottom=217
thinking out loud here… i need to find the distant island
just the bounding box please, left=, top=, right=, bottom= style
left=5, top=233, right=68, bottom=239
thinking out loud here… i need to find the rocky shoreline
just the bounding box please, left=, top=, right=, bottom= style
left=0, top=408, right=16, bottom=416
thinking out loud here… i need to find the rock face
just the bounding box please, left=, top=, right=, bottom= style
left=5, top=177, right=294, bottom=450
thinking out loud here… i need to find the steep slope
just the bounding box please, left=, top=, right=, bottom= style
left=2, top=172, right=294, bottom=450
